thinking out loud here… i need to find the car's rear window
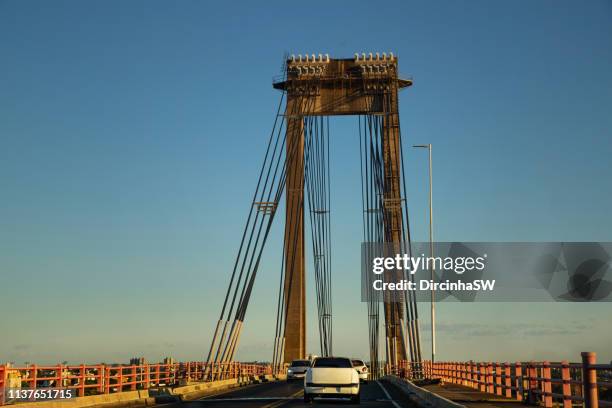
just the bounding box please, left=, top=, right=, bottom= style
left=313, top=358, right=352, bottom=368
left=352, top=360, right=365, bottom=367
left=290, top=360, right=310, bottom=367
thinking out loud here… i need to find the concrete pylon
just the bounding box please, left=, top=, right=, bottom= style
left=283, top=95, right=306, bottom=363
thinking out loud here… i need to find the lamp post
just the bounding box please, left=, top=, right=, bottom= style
left=413, top=143, right=435, bottom=363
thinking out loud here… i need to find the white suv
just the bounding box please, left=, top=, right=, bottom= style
left=304, top=357, right=360, bottom=404
left=287, top=359, right=310, bottom=381
left=351, top=359, right=369, bottom=383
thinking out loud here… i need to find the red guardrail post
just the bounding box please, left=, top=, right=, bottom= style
left=456, top=362, right=461, bottom=384
left=482, top=363, right=487, bottom=392
left=467, top=362, right=473, bottom=388
left=581, top=352, right=598, bottom=408
left=561, top=360, right=571, bottom=408
left=80, top=364, right=86, bottom=397
left=105, top=366, right=111, bottom=394
left=31, top=364, right=38, bottom=393
left=528, top=362, right=538, bottom=404
left=504, top=362, right=512, bottom=398
left=131, top=365, right=136, bottom=391
left=515, top=362, right=523, bottom=402
left=1, top=364, right=6, bottom=406
left=525, top=361, right=538, bottom=404
left=118, top=366, right=123, bottom=393
left=144, top=364, right=150, bottom=389
left=495, top=362, right=502, bottom=396
left=487, top=362, right=494, bottom=394
left=542, top=361, right=552, bottom=408
left=57, top=364, right=62, bottom=389
left=99, top=365, right=105, bottom=394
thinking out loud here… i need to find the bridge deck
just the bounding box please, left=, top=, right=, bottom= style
left=421, top=383, right=523, bottom=408
left=172, top=379, right=417, bottom=407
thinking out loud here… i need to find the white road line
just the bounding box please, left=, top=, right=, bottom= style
left=197, top=397, right=301, bottom=402
left=376, top=380, right=402, bottom=408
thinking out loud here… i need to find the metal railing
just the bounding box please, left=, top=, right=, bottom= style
left=394, top=352, right=611, bottom=408
left=0, top=361, right=280, bottom=405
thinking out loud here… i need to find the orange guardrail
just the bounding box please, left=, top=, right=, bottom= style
left=0, top=361, right=280, bottom=405
left=0, top=365, right=5, bottom=405
left=396, top=351, right=611, bottom=408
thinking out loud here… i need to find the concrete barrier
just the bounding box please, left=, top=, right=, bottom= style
left=171, top=377, right=240, bottom=398
left=6, top=391, right=151, bottom=408
left=173, top=374, right=286, bottom=401
left=7, top=375, right=287, bottom=408
left=383, top=376, right=466, bottom=408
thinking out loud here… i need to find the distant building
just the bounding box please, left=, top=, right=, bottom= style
left=130, top=357, right=146, bottom=365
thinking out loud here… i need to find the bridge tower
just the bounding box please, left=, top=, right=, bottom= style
left=273, top=53, right=413, bottom=364
left=207, top=53, right=420, bottom=374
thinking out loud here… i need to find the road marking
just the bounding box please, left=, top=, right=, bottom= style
left=261, top=389, right=304, bottom=408
left=198, top=397, right=301, bottom=402
left=376, top=380, right=402, bottom=408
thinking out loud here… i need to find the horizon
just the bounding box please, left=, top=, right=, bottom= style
left=1, top=0, right=612, bottom=366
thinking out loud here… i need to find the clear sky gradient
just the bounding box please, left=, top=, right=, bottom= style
left=1, top=0, right=611, bottom=365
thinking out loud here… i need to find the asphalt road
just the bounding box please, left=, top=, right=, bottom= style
left=175, top=379, right=416, bottom=408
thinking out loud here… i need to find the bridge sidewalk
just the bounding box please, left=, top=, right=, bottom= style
left=420, top=382, right=524, bottom=408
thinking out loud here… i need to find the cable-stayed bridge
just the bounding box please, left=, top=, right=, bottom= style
left=2, top=54, right=610, bottom=408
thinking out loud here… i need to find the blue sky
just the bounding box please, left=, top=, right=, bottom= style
left=1, top=0, right=611, bottom=365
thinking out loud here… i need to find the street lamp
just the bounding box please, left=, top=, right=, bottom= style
left=413, top=143, right=435, bottom=363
